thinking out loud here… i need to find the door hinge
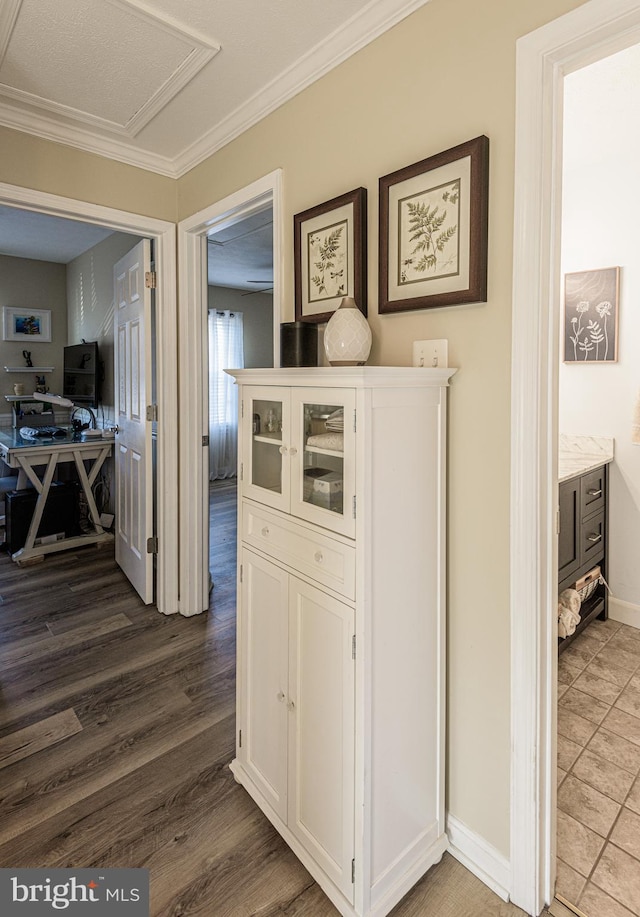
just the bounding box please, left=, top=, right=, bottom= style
left=352, top=495, right=357, bottom=519
left=241, top=400, right=244, bottom=418
left=556, top=507, right=561, bottom=535
left=239, top=729, right=242, bottom=748
left=351, top=858, right=355, bottom=883
left=353, top=409, right=357, bottom=433
left=145, top=270, right=156, bottom=289
left=146, top=404, right=158, bottom=422
left=240, top=462, right=243, bottom=481
left=202, top=435, right=209, bottom=447
left=352, top=635, right=356, bottom=660
left=147, top=536, right=158, bottom=554
left=240, top=564, right=243, bottom=583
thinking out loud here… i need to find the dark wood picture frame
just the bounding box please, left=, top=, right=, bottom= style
left=379, top=135, right=489, bottom=314
left=294, top=187, right=367, bottom=324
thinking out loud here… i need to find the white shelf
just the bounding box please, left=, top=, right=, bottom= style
left=305, top=445, right=344, bottom=457
left=253, top=433, right=282, bottom=445
left=4, top=366, right=54, bottom=373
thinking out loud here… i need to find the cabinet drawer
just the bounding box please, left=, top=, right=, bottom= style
left=581, top=468, right=605, bottom=519
left=242, top=503, right=356, bottom=600
left=580, top=510, right=605, bottom=566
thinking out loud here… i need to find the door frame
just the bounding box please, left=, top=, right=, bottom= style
left=177, top=169, right=283, bottom=615
left=0, top=182, right=178, bottom=615
left=510, top=1, right=640, bottom=912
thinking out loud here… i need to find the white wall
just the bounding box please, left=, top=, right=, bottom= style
left=560, top=44, right=640, bottom=609
left=207, top=285, right=273, bottom=368
left=66, top=231, right=141, bottom=427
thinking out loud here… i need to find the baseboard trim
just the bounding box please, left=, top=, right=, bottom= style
left=608, top=596, right=640, bottom=630
left=446, top=813, right=511, bottom=902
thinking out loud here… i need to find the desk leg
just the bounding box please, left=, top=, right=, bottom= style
left=19, top=453, right=56, bottom=553
left=72, top=448, right=108, bottom=533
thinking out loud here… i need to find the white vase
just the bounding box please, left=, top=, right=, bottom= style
left=324, top=297, right=372, bottom=366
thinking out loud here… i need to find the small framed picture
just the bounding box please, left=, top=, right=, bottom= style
left=379, top=135, right=489, bottom=313
left=563, top=267, right=619, bottom=363
left=294, top=187, right=367, bottom=324
left=2, top=307, right=52, bottom=342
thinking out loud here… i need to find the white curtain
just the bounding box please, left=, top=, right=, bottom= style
left=208, top=309, right=244, bottom=479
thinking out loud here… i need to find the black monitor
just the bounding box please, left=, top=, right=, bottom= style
left=63, top=342, right=100, bottom=408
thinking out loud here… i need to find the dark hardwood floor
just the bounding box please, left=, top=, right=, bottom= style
left=0, top=480, right=534, bottom=916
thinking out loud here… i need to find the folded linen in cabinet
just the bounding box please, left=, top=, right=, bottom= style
left=306, top=432, right=344, bottom=451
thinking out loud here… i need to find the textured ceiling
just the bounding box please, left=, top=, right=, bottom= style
left=0, top=0, right=429, bottom=177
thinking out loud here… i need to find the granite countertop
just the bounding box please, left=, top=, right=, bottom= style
left=558, top=434, right=614, bottom=483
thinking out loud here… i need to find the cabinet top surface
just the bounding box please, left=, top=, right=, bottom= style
left=225, top=366, right=457, bottom=387
left=558, top=434, right=614, bottom=483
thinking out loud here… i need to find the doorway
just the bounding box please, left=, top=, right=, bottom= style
left=206, top=206, right=274, bottom=593
left=0, top=183, right=178, bottom=614
left=177, top=169, right=283, bottom=616
left=510, top=3, right=640, bottom=914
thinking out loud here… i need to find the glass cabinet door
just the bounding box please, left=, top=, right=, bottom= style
left=290, top=388, right=356, bottom=538
left=242, top=386, right=290, bottom=512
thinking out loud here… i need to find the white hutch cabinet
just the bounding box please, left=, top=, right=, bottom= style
left=227, top=367, right=455, bottom=917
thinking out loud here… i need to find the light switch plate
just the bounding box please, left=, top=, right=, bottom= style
left=413, top=339, right=448, bottom=368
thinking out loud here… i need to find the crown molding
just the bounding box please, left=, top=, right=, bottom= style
left=0, top=0, right=430, bottom=179
left=0, top=100, right=179, bottom=177
left=173, top=0, right=431, bottom=177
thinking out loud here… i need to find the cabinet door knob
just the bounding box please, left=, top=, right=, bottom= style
left=261, top=526, right=270, bottom=538
left=587, top=533, right=602, bottom=543
left=314, top=551, right=324, bottom=564
left=279, top=445, right=287, bottom=455
left=289, top=446, right=297, bottom=456
left=287, top=699, right=296, bottom=711
left=587, top=489, right=602, bottom=497
left=276, top=691, right=285, bottom=702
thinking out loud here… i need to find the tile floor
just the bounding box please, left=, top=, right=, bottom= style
left=557, top=616, right=640, bottom=916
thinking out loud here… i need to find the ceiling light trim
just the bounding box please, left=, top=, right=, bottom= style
left=173, top=0, right=432, bottom=177
left=0, top=0, right=21, bottom=68
left=0, top=0, right=220, bottom=139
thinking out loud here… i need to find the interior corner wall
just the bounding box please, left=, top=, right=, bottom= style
left=0, top=254, right=67, bottom=415
left=177, top=0, right=589, bottom=861
left=560, top=47, right=640, bottom=612
left=67, top=232, right=142, bottom=428
left=207, top=286, right=274, bottom=368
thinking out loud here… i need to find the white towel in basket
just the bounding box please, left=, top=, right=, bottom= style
left=558, top=588, right=581, bottom=638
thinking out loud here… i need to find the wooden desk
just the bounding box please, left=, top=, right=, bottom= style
left=0, top=428, right=114, bottom=563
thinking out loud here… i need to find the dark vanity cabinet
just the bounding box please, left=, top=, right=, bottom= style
left=558, top=464, right=608, bottom=652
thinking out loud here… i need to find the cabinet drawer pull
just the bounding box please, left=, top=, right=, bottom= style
left=314, top=551, right=324, bottom=564
left=587, top=533, right=602, bottom=543
left=587, top=488, right=602, bottom=497
left=261, top=526, right=270, bottom=538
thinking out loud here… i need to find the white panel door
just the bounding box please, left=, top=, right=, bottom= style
left=288, top=576, right=355, bottom=903
left=240, top=549, right=289, bottom=822
left=114, top=240, right=153, bottom=603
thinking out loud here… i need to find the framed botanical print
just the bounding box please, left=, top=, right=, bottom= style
left=294, top=187, right=367, bottom=324
left=379, top=135, right=489, bottom=313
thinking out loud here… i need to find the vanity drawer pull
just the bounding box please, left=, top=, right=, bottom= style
left=587, top=488, right=602, bottom=497
left=314, top=551, right=324, bottom=564
left=587, top=533, right=602, bottom=543
left=261, top=526, right=270, bottom=537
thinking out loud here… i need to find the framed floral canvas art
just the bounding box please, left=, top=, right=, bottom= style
left=564, top=267, right=619, bottom=363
